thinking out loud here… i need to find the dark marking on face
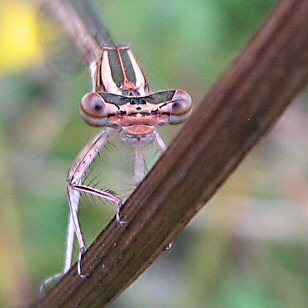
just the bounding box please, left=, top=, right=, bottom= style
left=130, top=97, right=147, bottom=105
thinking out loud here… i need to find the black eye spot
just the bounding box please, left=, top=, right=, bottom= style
left=94, top=103, right=103, bottom=111
left=172, top=102, right=179, bottom=109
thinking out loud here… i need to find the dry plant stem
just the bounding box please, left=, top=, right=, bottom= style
left=35, top=0, right=308, bottom=307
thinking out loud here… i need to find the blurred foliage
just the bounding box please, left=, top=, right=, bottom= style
left=1, top=0, right=308, bottom=307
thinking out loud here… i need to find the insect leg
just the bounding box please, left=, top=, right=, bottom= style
left=67, top=128, right=118, bottom=278
left=153, top=131, right=167, bottom=154
left=153, top=131, right=174, bottom=251
left=134, top=147, right=146, bottom=185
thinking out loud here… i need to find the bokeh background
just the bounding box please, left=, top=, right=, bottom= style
left=1, top=0, right=308, bottom=307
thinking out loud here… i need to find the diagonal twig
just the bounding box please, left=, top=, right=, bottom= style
left=35, top=0, right=308, bottom=306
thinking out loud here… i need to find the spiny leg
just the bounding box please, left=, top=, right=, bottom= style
left=64, top=212, right=75, bottom=272
left=40, top=128, right=122, bottom=293
left=72, top=184, right=126, bottom=225
left=66, top=128, right=128, bottom=278
left=72, top=130, right=166, bottom=278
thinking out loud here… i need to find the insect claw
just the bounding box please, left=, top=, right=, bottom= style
left=116, top=201, right=128, bottom=225
left=118, top=218, right=128, bottom=225
left=77, top=247, right=90, bottom=279
left=116, top=211, right=128, bottom=225
left=39, top=272, right=64, bottom=296
left=164, top=242, right=173, bottom=251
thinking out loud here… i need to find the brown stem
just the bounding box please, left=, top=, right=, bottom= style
left=35, top=0, right=308, bottom=306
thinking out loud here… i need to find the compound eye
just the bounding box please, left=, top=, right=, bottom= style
left=170, top=90, right=192, bottom=115
left=80, top=92, right=107, bottom=118
left=158, top=89, right=192, bottom=125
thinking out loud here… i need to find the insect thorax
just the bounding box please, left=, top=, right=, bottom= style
left=93, top=46, right=150, bottom=96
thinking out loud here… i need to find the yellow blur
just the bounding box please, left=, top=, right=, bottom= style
left=0, top=1, right=41, bottom=73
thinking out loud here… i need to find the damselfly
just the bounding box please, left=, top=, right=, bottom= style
left=41, top=0, right=192, bottom=290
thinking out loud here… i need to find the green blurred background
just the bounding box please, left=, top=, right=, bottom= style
left=1, top=0, right=308, bottom=307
